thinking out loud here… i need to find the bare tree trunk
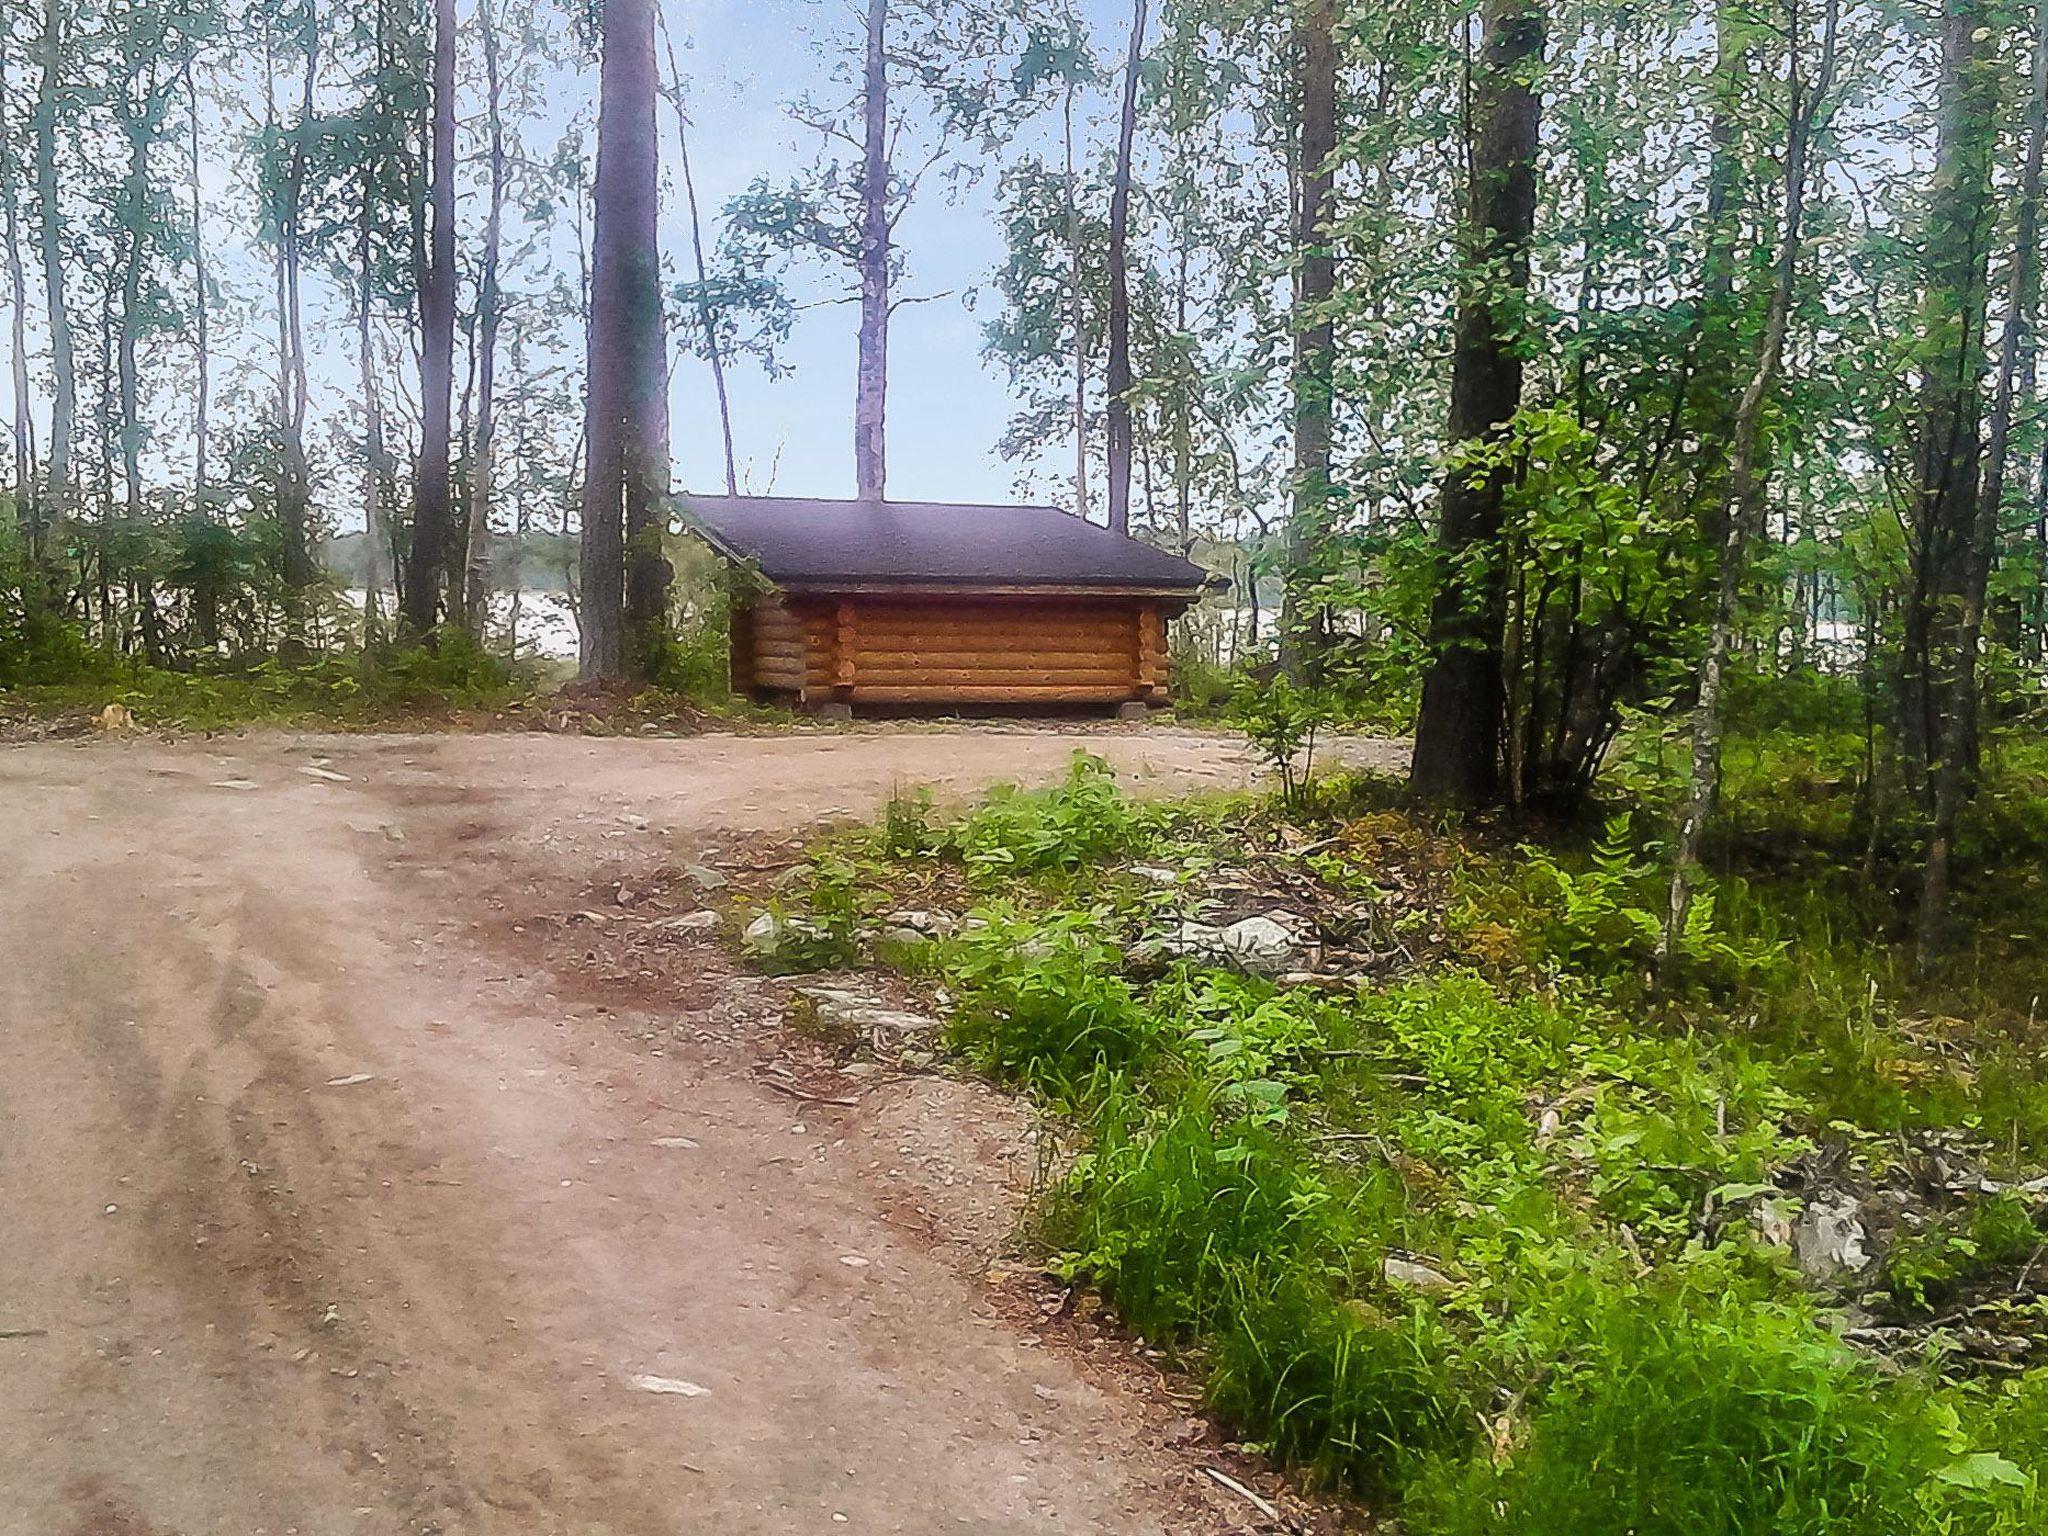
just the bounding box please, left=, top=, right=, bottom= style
left=32, top=0, right=73, bottom=552
left=356, top=160, right=396, bottom=645
left=1662, top=0, right=1839, bottom=964
left=404, top=0, right=458, bottom=638
left=1280, top=0, right=1336, bottom=679
left=1408, top=0, right=1543, bottom=805
left=2, top=38, right=35, bottom=539
left=1060, top=11, right=1088, bottom=525
left=660, top=23, right=738, bottom=496
left=583, top=0, right=669, bottom=680
left=184, top=54, right=208, bottom=509
left=465, top=0, right=508, bottom=638
left=1105, top=0, right=1147, bottom=537
left=115, top=64, right=154, bottom=527
left=854, top=0, right=889, bottom=501
left=1917, top=0, right=2047, bottom=958
left=265, top=11, right=319, bottom=653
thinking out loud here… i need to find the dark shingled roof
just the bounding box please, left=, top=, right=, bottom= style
left=681, top=495, right=1212, bottom=594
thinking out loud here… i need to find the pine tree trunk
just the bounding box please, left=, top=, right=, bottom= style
left=404, top=0, right=458, bottom=638
left=269, top=14, right=319, bottom=653
left=1917, top=0, right=2046, bottom=958
left=854, top=0, right=890, bottom=501
left=1280, top=0, right=1337, bottom=679
left=1105, top=0, right=1147, bottom=537
left=1408, top=0, right=1543, bottom=805
left=582, top=0, right=668, bottom=680
left=33, top=0, right=73, bottom=545
left=465, top=0, right=508, bottom=639
left=184, top=55, right=209, bottom=510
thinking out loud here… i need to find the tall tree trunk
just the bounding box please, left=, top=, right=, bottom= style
left=1407, top=0, right=1543, bottom=805
left=1280, top=0, right=1337, bottom=679
left=184, top=54, right=208, bottom=509
left=660, top=28, right=739, bottom=496
left=465, top=0, right=508, bottom=638
left=404, top=0, right=458, bottom=638
left=116, top=69, right=151, bottom=526
left=854, top=0, right=889, bottom=501
left=1899, top=0, right=1998, bottom=796
left=357, top=161, right=396, bottom=644
left=583, top=0, right=669, bottom=680
left=1061, top=16, right=1088, bottom=525
left=1662, top=0, right=1839, bottom=964
left=1105, top=0, right=1147, bottom=537
left=32, top=0, right=73, bottom=554
left=2, top=38, right=35, bottom=544
left=267, top=12, right=319, bottom=651
left=1917, top=0, right=2046, bottom=957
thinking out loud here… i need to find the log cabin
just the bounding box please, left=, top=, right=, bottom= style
left=684, top=496, right=1214, bottom=713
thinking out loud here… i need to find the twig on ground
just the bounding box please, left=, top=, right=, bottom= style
left=758, top=1078, right=860, bottom=1108
left=1203, top=1466, right=1281, bottom=1522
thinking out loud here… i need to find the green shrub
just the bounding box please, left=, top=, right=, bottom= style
left=1051, top=1089, right=1363, bottom=1342
left=1410, top=1285, right=1958, bottom=1536
left=1209, top=1274, right=1469, bottom=1498
left=952, top=753, right=1153, bottom=880
left=941, top=908, right=1154, bottom=1100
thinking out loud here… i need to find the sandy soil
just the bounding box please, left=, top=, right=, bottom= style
left=0, top=725, right=1402, bottom=1536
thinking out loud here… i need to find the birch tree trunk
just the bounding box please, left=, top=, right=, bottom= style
left=1661, top=0, right=1838, bottom=965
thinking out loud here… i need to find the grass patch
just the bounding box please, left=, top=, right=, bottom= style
left=760, top=746, right=2048, bottom=1529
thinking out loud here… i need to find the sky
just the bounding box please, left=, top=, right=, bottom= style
left=653, top=0, right=1134, bottom=508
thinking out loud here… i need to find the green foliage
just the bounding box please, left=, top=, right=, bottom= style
left=876, top=754, right=1160, bottom=882
left=1411, top=1284, right=1961, bottom=1536
left=1465, top=812, right=1787, bottom=995
left=1230, top=676, right=1328, bottom=804
left=941, top=907, right=1154, bottom=1100
left=1885, top=1196, right=2045, bottom=1312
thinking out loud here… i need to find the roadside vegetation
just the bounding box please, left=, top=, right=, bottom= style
left=740, top=684, right=2048, bottom=1534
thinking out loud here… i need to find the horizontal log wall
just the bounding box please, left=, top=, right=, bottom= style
left=736, top=592, right=1171, bottom=707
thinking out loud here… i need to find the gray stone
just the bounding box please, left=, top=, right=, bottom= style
left=742, top=911, right=824, bottom=953
left=1383, top=1256, right=1458, bottom=1293
left=1115, top=701, right=1152, bottom=722
left=815, top=701, right=855, bottom=724
left=1218, top=913, right=1316, bottom=975
left=683, top=862, right=730, bottom=891
left=798, top=986, right=941, bottom=1037
left=656, top=910, right=722, bottom=933
left=1793, top=1192, right=1872, bottom=1281
left=883, top=909, right=957, bottom=937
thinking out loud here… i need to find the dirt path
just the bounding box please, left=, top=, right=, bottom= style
left=1, top=726, right=1399, bottom=1536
